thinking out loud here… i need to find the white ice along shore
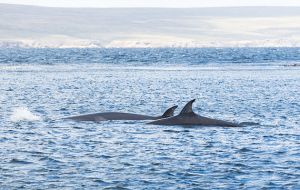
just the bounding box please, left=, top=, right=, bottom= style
left=0, top=4, right=300, bottom=48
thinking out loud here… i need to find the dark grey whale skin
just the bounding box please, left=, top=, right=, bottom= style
left=64, top=105, right=178, bottom=122
left=148, top=99, right=241, bottom=127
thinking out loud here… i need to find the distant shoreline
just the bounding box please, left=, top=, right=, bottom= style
left=1, top=4, right=300, bottom=48
left=1, top=46, right=300, bottom=49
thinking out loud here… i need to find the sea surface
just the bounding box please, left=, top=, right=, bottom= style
left=0, top=48, right=300, bottom=189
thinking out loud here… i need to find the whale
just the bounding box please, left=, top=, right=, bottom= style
left=64, top=105, right=178, bottom=122
left=148, top=99, right=241, bottom=127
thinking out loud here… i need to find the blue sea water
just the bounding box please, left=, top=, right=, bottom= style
left=0, top=48, right=300, bottom=189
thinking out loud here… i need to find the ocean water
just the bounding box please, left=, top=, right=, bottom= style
left=0, top=48, right=300, bottom=189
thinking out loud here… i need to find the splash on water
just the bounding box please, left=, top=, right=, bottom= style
left=10, top=107, right=41, bottom=122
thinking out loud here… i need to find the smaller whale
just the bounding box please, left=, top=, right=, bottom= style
left=148, top=99, right=241, bottom=127
left=64, top=105, right=178, bottom=122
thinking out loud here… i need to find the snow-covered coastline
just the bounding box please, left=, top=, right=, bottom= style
left=0, top=39, right=103, bottom=48
left=1, top=4, right=300, bottom=48
left=1, top=39, right=299, bottom=48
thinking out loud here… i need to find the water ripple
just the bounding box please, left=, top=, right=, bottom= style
left=0, top=48, right=299, bottom=189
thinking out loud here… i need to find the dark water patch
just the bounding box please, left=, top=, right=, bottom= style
left=121, top=162, right=134, bottom=167
left=163, top=129, right=181, bottom=133
left=93, top=179, right=111, bottom=186
left=22, top=131, right=36, bottom=135
left=275, top=150, right=288, bottom=155
left=103, top=186, right=130, bottom=190
left=39, top=157, right=63, bottom=164
left=163, top=129, right=191, bottom=133
left=239, top=147, right=252, bottom=152
left=240, top=121, right=260, bottom=126
left=6, top=88, right=14, bottom=91
left=9, top=158, right=33, bottom=165
left=100, top=155, right=114, bottom=159
left=19, top=150, right=45, bottom=155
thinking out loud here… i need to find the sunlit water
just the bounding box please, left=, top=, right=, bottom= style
left=0, top=48, right=300, bottom=189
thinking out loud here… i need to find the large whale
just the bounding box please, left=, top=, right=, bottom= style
left=148, top=99, right=241, bottom=127
left=64, top=105, right=178, bottom=122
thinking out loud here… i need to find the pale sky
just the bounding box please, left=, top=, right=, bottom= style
left=1, top=0, right=300, bottom=8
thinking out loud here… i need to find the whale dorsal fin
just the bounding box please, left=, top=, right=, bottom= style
left=161, top=105, right=178, bottom=118
left=179, top=99, right=196, bottom=115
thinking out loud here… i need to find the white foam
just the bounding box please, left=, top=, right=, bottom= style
left=10, top=107, right=41, bottom=122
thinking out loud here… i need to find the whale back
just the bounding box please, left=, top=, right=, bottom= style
left=161, top=105, right=178, bottom=118
left=149, top=99, right=241, bottom=127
